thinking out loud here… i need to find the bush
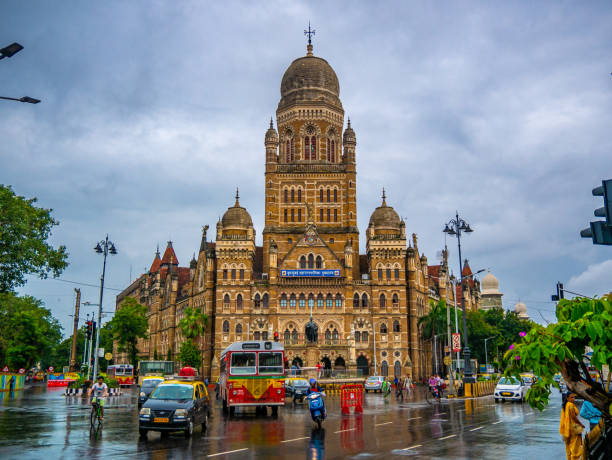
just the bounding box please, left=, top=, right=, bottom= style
left=68, top=373, right=119, bottom=389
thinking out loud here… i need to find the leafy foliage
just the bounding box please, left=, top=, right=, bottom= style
left=505, top=297, right=612, bottom=417
left=178, top=307, right=208, bottom=341
left=179, top=340, right=201, bottom=369
left=0, top=185, right=68, bottom=293
left=109, top=297, right=148, bottom=365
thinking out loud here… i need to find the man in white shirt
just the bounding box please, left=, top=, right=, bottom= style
left=88, top=376, right=109, bottom=420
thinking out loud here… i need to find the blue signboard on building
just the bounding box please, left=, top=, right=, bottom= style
left=280, top=269, right=341, bottom=278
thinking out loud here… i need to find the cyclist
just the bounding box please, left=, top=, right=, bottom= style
left=88, top=376, right=109, bottom=421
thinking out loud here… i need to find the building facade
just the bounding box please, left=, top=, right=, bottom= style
left=116, top=41, right=481, bottom=381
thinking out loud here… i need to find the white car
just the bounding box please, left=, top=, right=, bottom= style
left=364, top=376, right=384, bottom=393
left=494, top=377, right=527, bottom=402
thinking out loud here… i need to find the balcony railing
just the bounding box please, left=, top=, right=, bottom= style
left=283, top=337, right=349, bottom=347
left=276, top=163, right=347, bottom=174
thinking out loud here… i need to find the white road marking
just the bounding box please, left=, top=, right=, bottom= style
left=281, top=437, right=310, bottom=443
left=375, top=421, right=393, bottom=426
left=334, top=428, right=356, bottom=434
left=438, top=434, right=456, bottom=440
left=401, top=444, right=422, bottom=450
left=405, top=416, right=423, bottom=421
left=208, top=448, right=248, bottom=457
left=470, top=426, right=484, bottom=432
left=492, top=421, right=503, bottom=425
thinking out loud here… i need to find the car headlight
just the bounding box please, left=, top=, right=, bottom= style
left=139, top=392, right=146, bottom=397
left=174, top=409, right=187, bottom=417
left=139, top=408, right=151, bottom=416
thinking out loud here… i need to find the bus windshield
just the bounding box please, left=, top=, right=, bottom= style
left=258, top=352, right=283, bottom=374
left=139, top=361, right=174, bottom=375
left=230, top=353, right=256, bottom=375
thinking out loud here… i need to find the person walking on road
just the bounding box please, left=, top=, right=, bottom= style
left=396, top=378, right=404, bottom=401
left=403, top=376, right=412, bottom=399
left=559, top=392, right=584, bottom=460
left=579, top=399, right=602, bottom=431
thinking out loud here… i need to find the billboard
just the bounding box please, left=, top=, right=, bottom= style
left=280, top=269, right=341, bottom=278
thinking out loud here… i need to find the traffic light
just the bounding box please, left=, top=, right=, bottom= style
left=86, top=321, right=92, bottom=338
left=551, top=282, right=564, bottom=301
left=273, top=332, right=279, bottom=342
left=581, top=179, right=612, bottom=245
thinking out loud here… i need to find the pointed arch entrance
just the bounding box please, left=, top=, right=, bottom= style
left=357, top=355, right=369, bottom=376
left=334, top=356, right=345, bottom=370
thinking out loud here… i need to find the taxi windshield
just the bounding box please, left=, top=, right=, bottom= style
left=150, top=384, right=193, bottom=400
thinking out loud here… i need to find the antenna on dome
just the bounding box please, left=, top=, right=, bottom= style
left=304, top=22, right=315, bottom=56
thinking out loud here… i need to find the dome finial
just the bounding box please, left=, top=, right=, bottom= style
left=269, top=117, right=274, bottom=129
left=382, top=188, right=387, bottom=206
left=304, top=21, right=315, bottom=56
left=347, top=117, right=351, bottom=128
left=235, top=187, right=240, bottom=206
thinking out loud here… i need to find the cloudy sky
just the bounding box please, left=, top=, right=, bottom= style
left=2, top=1, right=611, bottom=334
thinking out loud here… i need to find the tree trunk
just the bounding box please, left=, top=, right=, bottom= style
left=559, top=359, right=611, bottom=418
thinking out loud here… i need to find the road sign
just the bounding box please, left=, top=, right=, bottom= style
left=3, top=366, right=9, bottom=372
left=98, top=348, right=105, bottom=358
left=443, top=356, right=452, bottom=366
left=18, top=368, right=25, bottom=374
left=452, top=333, right=461, bottom=353
left=104, top=352, right=112, bottom=361
left=48, top=366, right=54, bottom=372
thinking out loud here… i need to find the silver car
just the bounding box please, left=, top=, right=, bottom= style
left=364, top=376, right=384, bottom=393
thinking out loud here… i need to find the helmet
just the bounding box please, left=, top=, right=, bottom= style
left=310, top=378, right=316, bottom=385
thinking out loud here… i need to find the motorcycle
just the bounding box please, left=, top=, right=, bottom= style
left=307, top=391, right=326, bottom=429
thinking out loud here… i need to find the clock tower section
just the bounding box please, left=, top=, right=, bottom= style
left=262, top=42, right=359, bottom=279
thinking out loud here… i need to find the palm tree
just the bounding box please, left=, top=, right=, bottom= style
left=418, top=300, right=447, bottom=375
left=179, top=307, right=208, bottom=341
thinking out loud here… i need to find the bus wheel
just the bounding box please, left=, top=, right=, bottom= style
left=222, top=398, right=228, bottom=414
left=229, top=406, right=235, bottom=417
left=271, top=406, right=278, bottom=417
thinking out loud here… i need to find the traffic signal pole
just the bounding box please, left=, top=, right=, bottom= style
left=69, top=289, right=81, bottom=371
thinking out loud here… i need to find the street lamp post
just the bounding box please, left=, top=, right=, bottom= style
left=444, top=211, right=476, bottom=383
left=92, top=235, right=117, bottom=380
left=484, top=337, right=495, bottom=372
left=0, top=42, right=23, bottom=59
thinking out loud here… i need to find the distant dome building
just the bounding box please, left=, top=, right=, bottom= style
left=480, top=269, right=502, bottom=311
left=514, top=300, right=529, bottom=320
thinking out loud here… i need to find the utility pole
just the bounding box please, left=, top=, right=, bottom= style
left=69, top=289, right=81, bottom=371
left=446, top=289, right=456, bottom=395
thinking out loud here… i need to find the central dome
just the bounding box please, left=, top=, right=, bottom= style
left=481, top=270, right=500, bottom=294
left=278, top=47, right=342, bottom=112
left=369, top=191, right=401, bottom=230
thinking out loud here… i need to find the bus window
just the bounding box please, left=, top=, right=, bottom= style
left=258, top=352, right=283, bottom=374
left=230, top=353, right=256, bottom=375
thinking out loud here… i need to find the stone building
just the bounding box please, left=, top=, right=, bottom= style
left=115, top=39, right=481, bottom=381
left=480, top=269, right=502, bottom=310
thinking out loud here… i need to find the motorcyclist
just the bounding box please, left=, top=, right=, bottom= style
left=307, top=378, right=323, bottom=395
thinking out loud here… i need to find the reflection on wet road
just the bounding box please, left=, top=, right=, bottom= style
left=0, top=384, right=566, bottom=459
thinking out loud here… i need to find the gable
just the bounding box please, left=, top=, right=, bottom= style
left=279, top=224, right=343, bottom=270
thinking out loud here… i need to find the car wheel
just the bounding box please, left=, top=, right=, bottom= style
left=271, top=406, right=279, bottom=417
left=222, top=398, right=228, bottom=413
left=139, top=429, right=148, bottom=438
left=185, top=420, right=193, bottom=438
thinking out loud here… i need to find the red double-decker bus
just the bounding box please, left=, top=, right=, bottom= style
left=219, top=341, right=285, bottom=416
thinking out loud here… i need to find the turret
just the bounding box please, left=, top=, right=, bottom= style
left=342, top=118, right=356, bottom=164
left=265, top=118, right=278, bottom=164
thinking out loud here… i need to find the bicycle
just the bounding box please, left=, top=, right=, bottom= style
left=90, top=399, right=103, bottom=436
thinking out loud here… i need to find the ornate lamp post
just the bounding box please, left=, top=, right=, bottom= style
left=443, top=212, right=476, bottom=383
left=92, top=235, right=117, bottom=380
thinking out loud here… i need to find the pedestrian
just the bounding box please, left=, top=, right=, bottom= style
left=316, top=362, right=322, bottom=379
left=394, top=375, right=399, bottom=388
left=382, top=378, right=391, bottom=401
left=579, top=399, right=602, bottom=431
left=403, top=376, right=412, bottom=399
left=396, top=378, right=404, bottom=401
left=559, top=392, right=584, bottom=460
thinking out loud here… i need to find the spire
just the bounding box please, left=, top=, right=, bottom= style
left=269, top=117, right=274, bottom=129
left=235, top=187, right=240, bottom=206
left=149, top=246, right=162, bottom=273
left=347, top=117, right=351, bottom=129
left=161, top=240, right=179, bottom=266
left=381, top=188, right=387, bottom=206
left=304, top=22, right=315, bottom=56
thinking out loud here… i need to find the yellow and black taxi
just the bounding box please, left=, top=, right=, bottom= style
left=138, top=378, right=210, bottom=438
left=138, top=376, right=165, bottom=408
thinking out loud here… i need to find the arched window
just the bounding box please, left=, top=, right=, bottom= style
left=298, top=208, right=302, bottom=222
left=304, top=136, right=310, bottom=160
left=262, top=293, right=269, bottom=308
left=231, top=269, right=236, bottom=280
left=392, top=293, right=399, bottom=307
left=280, top=293, right=287, bottom=308
left=286, top=139, right=295, bottom=163
left=380, top=323, right=388, bottom=334
left=355, top=331, right=361, bottom=342
left=298, top=189, right=302, bottom=202
left=386, top=268, right=391, bottom=279
left=327, top=189, right=331, bottom=202
left=353, top=293, right=360, bottom=308
left=223, top=269, right=228, bottom=280
left=236, top=294, right=243, bottom=309
left=299, top=256, right=306, bottom=268
left=393, top=320, right=401, bottom=332
left=325, top=329, right=331, bottom=340
left=310, top=136, right=316, bottom=159
left=326, top=294, right=333, bottom=309
left=395, top=268, right=400, bottom=280
left=380, top=294, right=386, bottom=308
left=291, top=189, right=295, bottom=203
left=223, top=294, right=230, bottom=308
left=362, top=294, right=368, bottom=308
left=236, top=323, right=242, bottom=334
left=254, top=331, right=261, bottom=340
left=334, top=189, right=337, bottom=202
left=262, top=331, right=268, bottom=340
left=381, top=360, right=389, bottom=377
left=284, top=209, right=287, bottom=223
left=334, top=209, right=338, bottom=222
left=320, top=208, right=323, bottom=222
left=284, top=189, right=288, bottom=202
left=335, top=293, right=342, bottom=308
left=290, top=293, right=296, bottom=308
left=327, top=208, right=330, bottom=222
left=308, top=294, right=315, bottom=309
left=317, top=293, right=324, bottom=309
left=319, top=188, right=323, bottom=202
left=284, top=329, right=290, bottom=342
left=239, top=268, right=244, bottom=280
left=222, top=320, right=229, bottom=333
left=315, top=256, right=323, bottom=269
left=308, top=254, right=314, bottom=269
left=291, top=209, right=295, bottom=222
left=362, top=331, right=369, bottom=343
left=299, top=293, right=306, bottom=308
left=254, top=293, right=261, bottom=308
left=291, top=329, right=298, bottom=341
left=332, top=329, right=339, bottom=340
left=378, top=268, right=383, bottom=280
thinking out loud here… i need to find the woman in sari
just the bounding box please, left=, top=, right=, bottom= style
left=559, top=392, right=584, bottom=460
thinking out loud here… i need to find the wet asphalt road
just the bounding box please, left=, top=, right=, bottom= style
left=0, top=384, right=566, bottom=459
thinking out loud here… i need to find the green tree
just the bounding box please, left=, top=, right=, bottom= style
left=179, top=341, right=201, bottom=368
left=178, top=307, right=208, bottom=341
left=0, top=293, right=62, bottom=369
left=0, top=185, right=68, bottom=293
left=109, top=297, right=148, bottom=365
left=505, top=297, right=612, bottom=417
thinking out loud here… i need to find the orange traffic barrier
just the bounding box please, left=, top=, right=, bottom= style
left=341, top=384, right=363, bottom=414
